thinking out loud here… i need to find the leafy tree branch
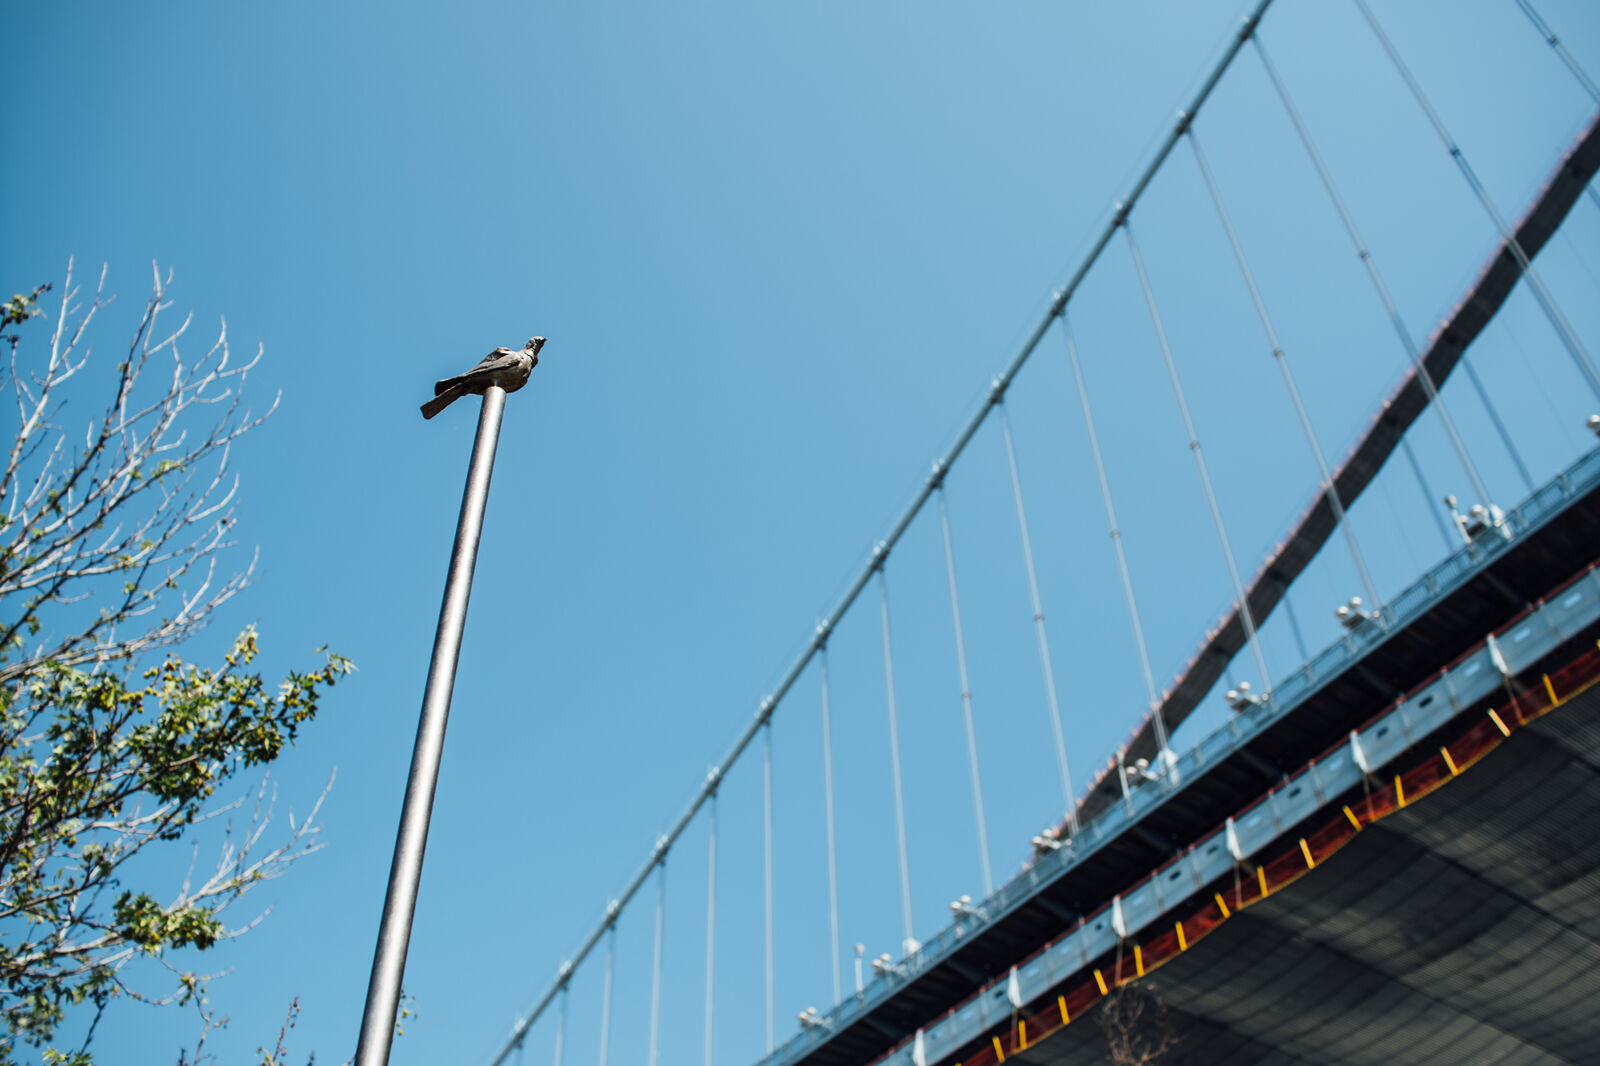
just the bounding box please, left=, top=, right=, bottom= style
left=0, top=262, right=350, bottom=1059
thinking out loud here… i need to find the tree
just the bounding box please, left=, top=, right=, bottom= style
left=1096, top=982, right=1179, bottom=1066
left=0, top=262, right=350, bottom=1061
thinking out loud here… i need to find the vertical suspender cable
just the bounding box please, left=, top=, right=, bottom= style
left=818, top=648, right=843, bottom=998
left=552, top=986, right=567, bottom=1066
left=936, top=486, right=995, bottom=897
left=1123, top=221, right=1275, bottom=694
left=1515, top=0, right=1600, bottom=216
left=704, top=793, right=717, bottom=1066
left=877, top=570, right=916, bottom=949
left=1459, top=356, right=1535, bottom=493
left=1278, top=580, right=1311, bottom=664
left=762, top=722, right=775, bottom=1054
left=1060, top=317, right=1170, bottom=760
left=1186, top=128, right=1385, bottom=609
left=1253, top=36, right=1497, bottom=519
left=1352, top=0, right=1600, bottom=402
left=1400, top=442, right=1454, bottom=551
left=648, top=865, right=665, bottom=1066
left=597, top=927, right=615, bottom=1066
left=998, top=404, right=1079, bottom=831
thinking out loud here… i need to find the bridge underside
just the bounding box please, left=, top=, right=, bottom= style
left=1013, top=683, right=1600, bottom=1066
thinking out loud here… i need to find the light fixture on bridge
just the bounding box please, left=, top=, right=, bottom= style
left=1588, top=414, right=1599, bottom=439
left=949, top=893, right=986, bottom=920
left=872, top=952, right=908, bottom=978
left=1031, top=825, right=1069, bottom=855
left=1125, top=756, right=1166, bottom=786
left=797, top=1006, right=832, bottom=1031
left=1226, top=680, right=1263, bottom=712
left=1335, top=596, right=1379, bottom=632
left=854, top=943, right=865, bottom=996
left=1445, top=494, right=1507, bottom=546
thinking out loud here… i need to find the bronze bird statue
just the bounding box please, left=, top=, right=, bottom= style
left=421, top=337, right=546, bottom=420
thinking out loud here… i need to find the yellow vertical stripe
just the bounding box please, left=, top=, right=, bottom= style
left=1257, top=865, right=1269, bottom=897
left=1214, top=892, right=1230, bottom=918
left=1441, top=747, right=1459, bottom=775
left=1343, top=805, right=1362, bottom=829
left=1488, top=708, right=1511, bottom=736
left=1094, top=969, right=1108, bottom=995
left=1018, top=1023, right=1027, bottom=1051
left=1058, top=995, right=1070, bottom=1025
left=1395, top=775, right=1406, bottom=807
left=1135, top=944, right=1144, bottom=976
left=1544, top=674, right=1559, bottom=705
left=1175, top=921, right=1187, bottom=951
left=992, top=1036, right=1005, bottom=1062
left=1299, top=838, right=1314, bottom=868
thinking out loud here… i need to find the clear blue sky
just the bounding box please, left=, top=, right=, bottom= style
left=6, top=1, right=1600, bottom=1063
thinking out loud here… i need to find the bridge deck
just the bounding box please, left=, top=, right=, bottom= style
left=763, top=446, right=1600, bottom=1066
left=1006, top=670, right=1600, bottom=1066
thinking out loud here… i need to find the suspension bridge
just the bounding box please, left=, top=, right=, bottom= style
left=476, top=2, right=1600, bottom=1064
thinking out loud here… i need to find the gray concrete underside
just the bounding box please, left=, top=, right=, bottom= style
left=1014, top=685, right=1600, bottom=1066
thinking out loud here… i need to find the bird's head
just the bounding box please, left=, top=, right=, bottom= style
left=526, top=336, right=546, bottom=355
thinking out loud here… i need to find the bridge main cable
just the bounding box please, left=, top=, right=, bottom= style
left=482, top=3, right=1278, bottom=1061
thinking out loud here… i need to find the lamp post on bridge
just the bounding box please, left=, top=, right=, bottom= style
left=353, top=338, right=546, bottom=1066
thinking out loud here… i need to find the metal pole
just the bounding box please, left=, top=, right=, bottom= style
left=356, top=384, right=510, bottom=1066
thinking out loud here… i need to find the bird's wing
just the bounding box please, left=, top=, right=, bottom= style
left=435, top=349, right=517, bottom=393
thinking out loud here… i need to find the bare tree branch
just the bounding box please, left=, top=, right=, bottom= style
left=1097, top=982, right=1179, bottom=1066
left=1, top=259, right=281, bottom=686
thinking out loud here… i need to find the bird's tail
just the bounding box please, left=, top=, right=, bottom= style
left=420, top=383, right=467, bottom=420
